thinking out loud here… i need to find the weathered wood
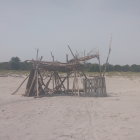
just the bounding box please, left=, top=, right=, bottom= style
left=13, top=47, right=108, bottom=97
left=36, top=70, right=39, bottom=97
left=38, top=71, right=45, bottom=86
left=25, top=70, right=37, bottom=96
left=56, top=72, right=66, bottom=91
left=11, top=75, right=29, bottom=95
left=67, top=73, right=69, bottom=91
left=83, top=76, right=107, bottom=97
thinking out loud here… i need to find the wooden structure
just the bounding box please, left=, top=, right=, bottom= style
left=83, top=77, right=107, bottom=97
left=12, top=45, right=111, bottom=97
left=22, top=47, right=107, bottom=97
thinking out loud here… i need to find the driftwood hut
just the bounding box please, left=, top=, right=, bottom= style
left=12, top=46, right=110, bottom=97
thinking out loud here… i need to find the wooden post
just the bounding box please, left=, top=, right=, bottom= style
left=66, top=54, right=69, bottom=92
left=27, top=70, right=37, bottom=96
left=72, top=72, right=75, bottom=94
left=36, top=70, right=39, bottom=97
left=51, top=52, right=55, bottom=90
left=77, top=73, right=80, bottom=96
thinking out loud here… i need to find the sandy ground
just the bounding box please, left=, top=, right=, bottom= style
left=0, top=76, right=140, bottom=140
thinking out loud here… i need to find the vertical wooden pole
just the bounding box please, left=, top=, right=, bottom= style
left=97, top=53, right=102, bottom=77
left=52, top=74, right=54, bottom=90
left=51, top=52, right=55, bottom=90
left=72, top=71, right=76, bottom=94
left=77, top=73, right=80, bottom=96
left=36, top=49, right=39, bottom=97
left=66, top=54, right=69, bottom=92
left=67, top=75, right=69, bottom=92
left=36, top=70, right=39, bottom=97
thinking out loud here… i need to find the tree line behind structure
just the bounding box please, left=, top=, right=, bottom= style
left=0, top=57, right=140, bottom=72
left=0, top=57, right=32, bottom=70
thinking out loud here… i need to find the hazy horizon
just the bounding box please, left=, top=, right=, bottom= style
left=0, top=0, right=140, bottom=65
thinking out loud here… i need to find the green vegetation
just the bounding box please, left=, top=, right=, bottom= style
left=0, top=57, right=140, bottom=73
left=0, top=57, right=32, bottom=70
left=9, top=57, right=21, bottom=70
left=84, top=63, right=140, bottom=72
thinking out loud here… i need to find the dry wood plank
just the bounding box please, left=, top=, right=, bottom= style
left=11, top=75, right=29, bottom=95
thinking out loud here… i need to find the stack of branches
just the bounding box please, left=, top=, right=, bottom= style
left=26, top=54, right=99, bottom=72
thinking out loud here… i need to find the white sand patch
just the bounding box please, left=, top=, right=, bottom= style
left=0, top=76, right=140, bottom=140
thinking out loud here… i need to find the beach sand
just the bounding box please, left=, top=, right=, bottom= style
left=0, top=76, right=140, bottom=140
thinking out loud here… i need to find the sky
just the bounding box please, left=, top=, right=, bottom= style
left=0, top=0, right=140, bottom=65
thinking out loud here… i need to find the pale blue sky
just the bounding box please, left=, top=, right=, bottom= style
left=0, top=0, right=140, bottom=64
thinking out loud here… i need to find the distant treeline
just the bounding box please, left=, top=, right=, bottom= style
left=84, top=63, right=140, bottom=72
left=0, top=57, right=32, bottom=70
left=0, top=57, right=140, bottom=72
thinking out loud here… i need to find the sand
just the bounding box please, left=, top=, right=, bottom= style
left=0, top=76, right=140, bottom=140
